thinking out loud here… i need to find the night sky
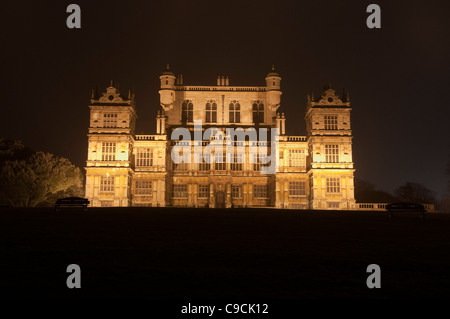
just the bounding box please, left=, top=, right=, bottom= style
left=1, top=0, right=449, bottom=199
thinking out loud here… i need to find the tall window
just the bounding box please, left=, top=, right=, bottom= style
left=229, top=101, right=240, bottom=123
left=101, top=143, right=116, bottom=161
left=135, top=180, right=152, bottom=195
left=232, top=185, right=242, bottom=198
left=199, top=153, right=211, bottom=171
left=325, top=145, right=339, bottom=163
left=326, top=178, right=340, bottom=193
left=253, top=185, right=268, bottom=198
left=103, top=113, right=118, bottom=127
left=100, top=176, right=114, bottom=193
left=230, top=152, right=243, bottom=171
left=198, top=184, right=210, bottom=198
left=205, top=100, right=217, bottom=123
left=136, top=148, right=153, bottom=167
left=324, top=115, right=338, bottom=130
left=252, top=153, right=265, bottom=172
left=289, top=181, right=306, bottom=196
left=252, top=101, right=264, bottom=124
left=182, top=100, right=193, bottom=123
left=214, top=152, right=226, bottom=171
left=288, top=149, right=306, bottom=167
left=172, top=184, right=188, bottom=198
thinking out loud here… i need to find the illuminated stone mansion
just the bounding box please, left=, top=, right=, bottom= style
left=85, top=66, right=356, bottom=209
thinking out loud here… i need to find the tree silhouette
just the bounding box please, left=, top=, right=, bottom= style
left=394, top=182, right=436, bottom=204
left=0, top=139, right=83, bottom=207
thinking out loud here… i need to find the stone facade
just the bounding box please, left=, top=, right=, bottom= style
left=85, top=68, right=356, bottom=209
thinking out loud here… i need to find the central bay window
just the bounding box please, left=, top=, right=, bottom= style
left=230, top=152, right=243, bottom=171
left=214, top=152, right=226, bottom=171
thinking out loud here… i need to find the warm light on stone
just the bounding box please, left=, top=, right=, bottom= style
left=85, top=69, right=355, bottom=209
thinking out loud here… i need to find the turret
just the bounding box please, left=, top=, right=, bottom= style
left=265, top=65, right=282, bottom=111
left=159, top=64, right=176, bottom=110
left=265, top=65, right=281, bottom=90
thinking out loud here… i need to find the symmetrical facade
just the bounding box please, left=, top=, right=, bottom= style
left=85, top=67, right=356, bottom=209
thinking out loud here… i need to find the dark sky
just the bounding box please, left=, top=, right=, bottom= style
left=1, top=0, right=449, bottom=199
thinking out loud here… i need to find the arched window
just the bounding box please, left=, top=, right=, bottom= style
left=252, top=101, right=264, bottom=124
left=229, top=101, right=241, bottom=123
left=205, top=100, right=217, bottom=123
left=182, top=100, right=193, bottom=123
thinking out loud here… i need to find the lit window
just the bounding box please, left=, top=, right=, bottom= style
left=198, top=184, right=210, bottom=198
left=103, top=113, right=118, bottom=128
left=101, top=143, right=116, bottom=161
left=289, top=181, right=306, bottom=196
left=253, top=185, right=268, bottom=198
left=232, top=185, right=242, bottom=198
left=252, top=153, right=262, bottom=172
left=135, top=180, right=152, bottom=195
left=136, top=148, right=153, bottom=167
left=206, top=100, right=217, bottom=123
left=182, top=100, right=193, bottom=123
left=324, top=115, right=338, bottom=130
left=326, top=178, right=340, bottom=193
left=230, top=152, right=243, bottom=171
left=252, top=101, right=264, bottom=124
left=288, top=149, right=305, bottom=167
left=199, top=153, right=211, bottom=171
left=229, top=101, right=241, bottom=123
left=325, top=145, right=339, bottom=163
left=100, top=176, right=114, bottom=193
left=172, top=184, right=188, bottom=198
left=214, top=152, right=226, bottom=171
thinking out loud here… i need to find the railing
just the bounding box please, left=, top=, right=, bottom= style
left=135, top=135, right=166, bottom=141
left=286, top=136, right=307, bottom=142
left=175, top=86, right=266, bottom=92
left=356, top=203, right=388, bottom=210
left=356, top=203, right=435, bottom=212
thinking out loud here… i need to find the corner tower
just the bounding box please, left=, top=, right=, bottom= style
left=305, top=85, right=355, bottom=210
left=85, top=82, right=137, bottom=207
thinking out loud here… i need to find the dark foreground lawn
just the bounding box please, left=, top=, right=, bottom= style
left=1, top=207, right=450, bottom=300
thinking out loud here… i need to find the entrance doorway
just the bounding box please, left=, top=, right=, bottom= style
left=216, top=191, right=225, bottom=208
